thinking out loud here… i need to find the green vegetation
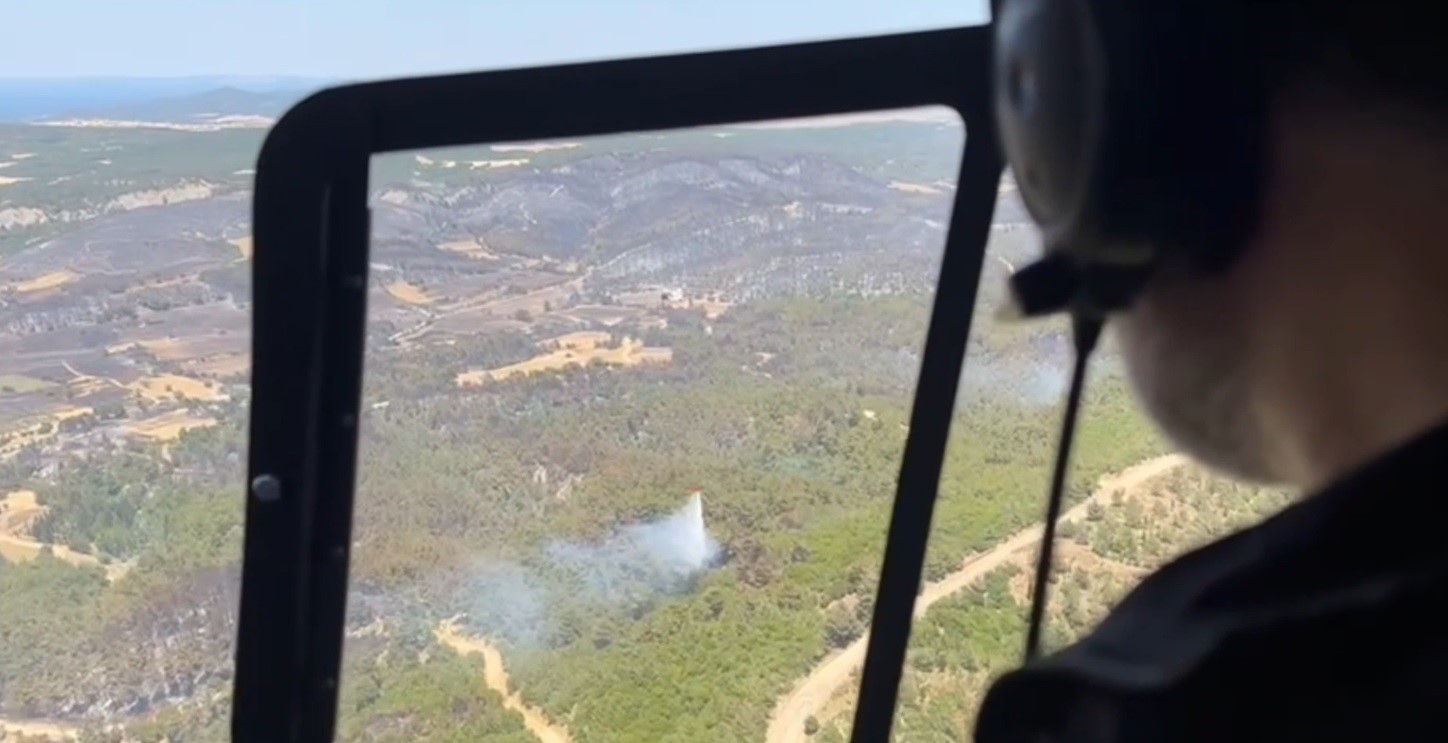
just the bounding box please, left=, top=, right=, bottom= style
left=2, top=115, right=960, bottom=258
left=371, top=115, right=966, bottom=191
left=1070, top=467, right=1294, bottom=568
left=878, top=465, right=1293, bottom=743
left=0, top=124, right=261, bottom=199
left=0, top=117, right=1293, bottom=742
left=0, top=283, right=1181, bottom=741
left=0, top=556, right=109, bottom=714
left=0, top=124, right=262, bottom=256
left=0, top=374, right=55, bottom=394
left=335, top=650, right=537, bottom=743
left=113, top=626, right=541, bottom=743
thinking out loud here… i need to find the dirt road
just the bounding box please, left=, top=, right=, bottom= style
left=764, top=454, right=1187, bottom=743
left=0, top=490, right=129, bottom=581
left=435, top=619, right=574, bottom=743
left=387, top=240, right=668, bottom=345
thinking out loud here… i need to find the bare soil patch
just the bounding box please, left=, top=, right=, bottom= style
left=385, top=280, right=434, bottom=306
left=0, top=489, right=121, bottom=578
left=129, top=334, right=246, bottom=363
left=456, top=336, right=672, bottom=387
left=438, top=239, right=502, bottom=261
left=121, top=409, right=218, bottom=441
left=10, top=270, right=79, bottom=294
left=229, top=236, right=253, bottom=260
left=436, top=618, right=574, bottom=743
left=0, top=406, right=94, bottom=460
left=184, top=354, right=250, bottom=379
left=888, top=180, right=943, bottom=195
left=127, top=374, right=227, bottom=403
left=491, top=141, right=581, bottom=153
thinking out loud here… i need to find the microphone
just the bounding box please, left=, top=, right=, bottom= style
left=1000, top=251, right=1154, bottom=321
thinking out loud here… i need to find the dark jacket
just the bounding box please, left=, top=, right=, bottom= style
left=975, top=420, right=1448, bottom=742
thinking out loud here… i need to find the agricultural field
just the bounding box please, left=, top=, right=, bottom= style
left=455, top=332, right=673, bottom=387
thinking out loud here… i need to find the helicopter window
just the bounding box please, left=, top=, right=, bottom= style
left=1, top=8, right=1023, bottom=743
left=0, top=151, right=253, bottom=742
left=341, top=109, right=964, bottom=743
left=889, top=379, right=1294, bottom=739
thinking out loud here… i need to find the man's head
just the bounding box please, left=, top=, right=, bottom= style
left=1113, top=3, right=1448, bottom=489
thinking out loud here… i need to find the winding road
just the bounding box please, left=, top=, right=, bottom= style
left=435, top=618, right=574, bottom=743
left=1, top=456, right=1183, bottom=743
left=0, top=490, right=129, bottom=582
left=764, top=454, right=1187, bottom=743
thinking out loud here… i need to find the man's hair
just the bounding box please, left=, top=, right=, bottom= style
left=1258, top=3, right=1446, bottom=119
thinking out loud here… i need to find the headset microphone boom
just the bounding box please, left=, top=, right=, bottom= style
left=980, top=0, right=1270, bottom=738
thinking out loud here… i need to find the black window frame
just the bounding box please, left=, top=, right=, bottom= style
left=237, top=25, right=1002, bottom=743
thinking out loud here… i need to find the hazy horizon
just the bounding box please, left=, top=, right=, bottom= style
left=0, top=2, right=987, bottom=122
left=2, top=0, right=988, bottom=79
left=0, top=75, right=332, bottom=84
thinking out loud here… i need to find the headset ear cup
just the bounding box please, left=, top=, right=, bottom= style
left=993, top=0, right=1108, bottom=256
left=995, top=0, right=1269, bottom=295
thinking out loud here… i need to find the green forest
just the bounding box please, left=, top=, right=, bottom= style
left=0, top=244, right=1295, bottom=743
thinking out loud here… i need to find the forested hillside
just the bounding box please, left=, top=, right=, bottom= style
left=0, top=111, right=1292, bottom=743
left=3, top=287, right=1168, bottom=743
left=860, top=466, right=1290, bottom=742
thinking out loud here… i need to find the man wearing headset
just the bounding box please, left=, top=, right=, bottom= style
left=978, top=1, right=1446, bottom=740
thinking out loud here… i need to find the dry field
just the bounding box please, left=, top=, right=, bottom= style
left=229, top=236, right=253, bottom=260
left=127, top=334, right=246, bottom=362
left=127, top=373, right=228, bottom=403
left=0, top=406, right=94, bottom=460
left=888, top=180, right=944, bottom=195
left=9, top=269, right=80, bottom=294
left=121, top=409, right=218, bottom=441
left=0, top=489, right=117, bottom=576
left=491, top=141, right=582, bottom=153
left=385, top=280, right=434, bottom=306
left=184, top=353, right=250, bottom=379
left=438, top=239, right=502, bottom=261
left=457, top=333, right=672, bottom=387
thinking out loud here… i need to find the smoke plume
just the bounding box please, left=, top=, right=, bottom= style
left=456, top=492, right=720, bottom=647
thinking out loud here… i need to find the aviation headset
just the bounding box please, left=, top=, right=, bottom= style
left=994, top=0, right=1269, bottom=320
left=978, top=5, right=1448, bottom=738
left=973, top=0, right=1279, bottom=733
left=987, top=0, right=1275, bottom=664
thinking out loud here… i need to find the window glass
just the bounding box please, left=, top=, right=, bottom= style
left=0, top=126, right=252, bottom=741
left=346, top=108, right=963, bottom=742
left=0, top=3, right=1010, bottom=741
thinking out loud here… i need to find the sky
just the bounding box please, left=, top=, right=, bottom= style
left=1, top=0, right=989, bottom=79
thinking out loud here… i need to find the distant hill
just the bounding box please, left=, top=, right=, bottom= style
left=0, top=76, right=328, bottom=122
left=50, top=85, right=316, bottom=122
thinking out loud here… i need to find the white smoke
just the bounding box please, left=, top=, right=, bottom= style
left=961, top=339, right=1071, bottom=407
left=456, top=492, right=721, bottom=646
